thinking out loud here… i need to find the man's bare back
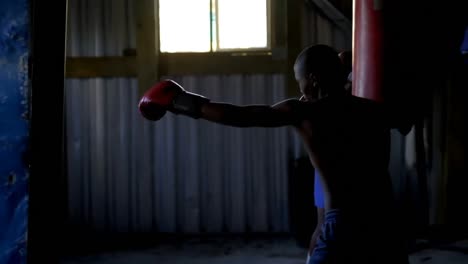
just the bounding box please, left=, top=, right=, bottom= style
left=295, top=95, right=394, bottom=211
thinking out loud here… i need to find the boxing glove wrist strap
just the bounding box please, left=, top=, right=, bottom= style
left=172, top=91, right=210, bottom=119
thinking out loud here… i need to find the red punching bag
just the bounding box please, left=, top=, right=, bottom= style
left=352, top=0, right=384, bottom=102
left=353, top=0, right=434, bottom=229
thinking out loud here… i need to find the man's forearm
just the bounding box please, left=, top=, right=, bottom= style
left=201, top=102, right=289, bottom=128
left=201, top=102, right=248, bottom=127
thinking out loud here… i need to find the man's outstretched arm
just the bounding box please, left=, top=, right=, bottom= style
left=138, top=79, right=304, bottom=127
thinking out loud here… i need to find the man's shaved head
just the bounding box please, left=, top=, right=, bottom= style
left=295, top=45, right=344, bottom=80
left=294, top=45, right=346, bottom=99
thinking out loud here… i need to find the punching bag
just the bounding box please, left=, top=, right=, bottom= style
left=352, top=0, right=383, bottom=101
left=352, top=0, right=384, bottom=101
left=352, top=0, right=432, bottom=110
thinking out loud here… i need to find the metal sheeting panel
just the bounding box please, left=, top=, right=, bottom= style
left=301, top=1, right=352, bottom=52
left=67, top=0, right=136, bottom=56
left=65, top=75, right=291, bottom=233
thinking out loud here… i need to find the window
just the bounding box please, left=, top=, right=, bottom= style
left=159, top=0, right=270, bottom=53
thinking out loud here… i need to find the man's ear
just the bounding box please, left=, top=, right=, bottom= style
left=308, top=73, right=319, bottom=85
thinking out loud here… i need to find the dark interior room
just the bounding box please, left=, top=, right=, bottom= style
left=1, top=0, right=467, bottom=263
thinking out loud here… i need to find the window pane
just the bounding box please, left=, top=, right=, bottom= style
left=217, top=0, right=268, bottom=50
left=159, top=0, right=211, bottom=52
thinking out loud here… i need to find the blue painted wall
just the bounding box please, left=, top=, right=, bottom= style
left=0, top=0, right=30, bottom=263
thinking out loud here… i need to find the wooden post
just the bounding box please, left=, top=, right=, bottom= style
left=135, top=0, right=160, bottom=97
left=285, top=0, right=303, bottom=97
left=29, top=0, right=68, bottom=262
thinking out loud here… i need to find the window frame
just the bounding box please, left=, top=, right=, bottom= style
left=158, top=0, right=274, bottom=54
left=65, top=0, right=291, bottom=85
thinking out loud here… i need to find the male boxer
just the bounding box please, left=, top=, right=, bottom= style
left=306, top=50, right=353, bottom=263
left=139, top=44, right=411, bottom=263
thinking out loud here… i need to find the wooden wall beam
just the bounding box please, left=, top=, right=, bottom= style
left=65, top=54, right=285, bottom=78
left=159, top=53, right=285, bottom=75
left=66, top=57, right=137, bottom=78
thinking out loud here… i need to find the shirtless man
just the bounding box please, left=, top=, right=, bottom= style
left=306, top=49, right=353, bottom=263
left=138, top=44, right=410, bottom=263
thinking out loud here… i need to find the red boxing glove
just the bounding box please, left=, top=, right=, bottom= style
left=138, top=80, right=181, bottom=121
left=138, top=100, right=167, bottom=121
left=138, top=80, right=210, bottom=120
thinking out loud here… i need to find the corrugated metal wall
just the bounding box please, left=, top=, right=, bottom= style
left=65, top=0, right=353, bottom=234
left=66, top=0, right=136, bottom=57
left=65, top=75, right=290, bottom=233
left=301, top=1, right=351, bottom=51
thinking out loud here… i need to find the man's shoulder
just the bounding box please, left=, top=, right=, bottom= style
left=273, top=98, right=302, bottom=111
left=277, top=98, right=318, bottom=110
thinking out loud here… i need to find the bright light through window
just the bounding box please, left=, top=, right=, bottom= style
left=159, top=0, right=211, bottom=52
left=159, top=0, right=269, bottom=53
left=216, top=0, right=268, bottom=50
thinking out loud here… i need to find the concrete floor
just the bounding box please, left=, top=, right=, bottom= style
left=409, top=240, right=468, bottom=264
left=61, top=238, right=468, bottom=264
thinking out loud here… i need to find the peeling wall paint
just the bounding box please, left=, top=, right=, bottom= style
left=0, top=0, right=30, bottom=263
